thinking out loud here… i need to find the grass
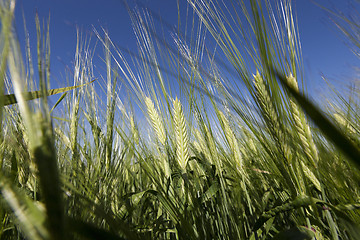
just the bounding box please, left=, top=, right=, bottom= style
left=0, top=0, right=360, bottom=239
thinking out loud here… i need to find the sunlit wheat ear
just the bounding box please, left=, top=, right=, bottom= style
left=300, top=161, right=321, bottom=191
left=202, top=124, right=217, bottom=165
left=173, top=97, right=189, bottom=172
left=241, top=126, right=257, bottom=154
left=287, top=73, right=319, bottom=167
left=218, top=111, right=244, bottom=170
left=130, top=115, right=139, bottom=145
left=193, top=129, right=203, bottom=152
left=193, top=128, right=212, bottom=164
left=145, top=96, right=166, bottom=146
left=253, top=71, right=292, bottom=163
left=333, top=113, right=357, bottom=135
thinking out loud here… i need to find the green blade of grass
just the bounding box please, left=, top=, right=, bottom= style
left=3, top=79, right=96, bottom=106
left=49, top=92, right=67, bottom=113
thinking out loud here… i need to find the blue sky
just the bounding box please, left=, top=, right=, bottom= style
left=13, top=0, right=359, bottom=101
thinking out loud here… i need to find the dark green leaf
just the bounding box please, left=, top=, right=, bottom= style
left=273, top=226, right=315, bottom=240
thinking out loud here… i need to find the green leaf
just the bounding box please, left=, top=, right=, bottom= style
left=253, top=195, right=322, bottom=231
left=49, top=92, right=67, bottom=113
left=202, top=181, right=220, bottom=202
left=273, top=226, right=315, bottom=240
left=4, top=79, right=95, bottom=106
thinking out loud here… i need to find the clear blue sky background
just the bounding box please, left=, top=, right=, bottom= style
left=13, top=0, right=360, bottom=101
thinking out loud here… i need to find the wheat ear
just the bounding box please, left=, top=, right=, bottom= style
left=145, top=97, right=166, bottom=146
left=218, top=111, right=244, bottom=171
left=173, top=97, right=189, bottom=172
left=253, top=71, right=292, bottom=164
left=287, top=73, right=319, bottom=167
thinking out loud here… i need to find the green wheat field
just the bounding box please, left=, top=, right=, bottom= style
left=0, top=0, right=359, bottom=239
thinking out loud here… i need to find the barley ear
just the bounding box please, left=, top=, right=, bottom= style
left=218, top=111, right=244, bottom=170
left=145, top=96, right=166, bottom=146
left=287, top=73, right=319, bottom=167
left=253, top=71, right=292, bottom=164
left=130, top=115, right=139, bottom=145
left=173, top=97, right=189, bottom=172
